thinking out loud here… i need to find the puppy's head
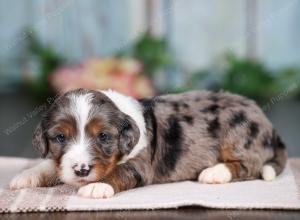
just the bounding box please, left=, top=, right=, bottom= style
left=33, top=89, right=140, bottom=186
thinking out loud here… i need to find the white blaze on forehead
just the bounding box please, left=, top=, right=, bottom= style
left=101, top=90, right=147, bottom=163
left=69, top=92, right=94, bottom=145
left=60, top=92, right=94, bottom=185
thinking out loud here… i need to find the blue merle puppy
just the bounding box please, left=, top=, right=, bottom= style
left=10, top=89, right=287, bottom=199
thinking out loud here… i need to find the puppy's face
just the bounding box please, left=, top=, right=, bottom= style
left=33, top=89, right=140, bottom=186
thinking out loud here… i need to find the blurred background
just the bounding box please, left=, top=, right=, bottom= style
left=0, top=0, right=299, bottom=158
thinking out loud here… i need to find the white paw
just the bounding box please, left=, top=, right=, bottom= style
left=10, top=169, right=43, bottom=190
left=77, top=183, right=115, bottom=199
left=262, top=165, right=276, bottom=181
left=198, top=163, right=232, bottom=184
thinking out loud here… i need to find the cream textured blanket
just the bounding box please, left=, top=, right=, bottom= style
left=0, top=157, right=299, bottom=213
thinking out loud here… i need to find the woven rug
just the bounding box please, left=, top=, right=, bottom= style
left=0, top=157, right=299, bottom=213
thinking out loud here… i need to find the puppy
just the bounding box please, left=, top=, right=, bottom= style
left=10, top=89, right=287, bottom=199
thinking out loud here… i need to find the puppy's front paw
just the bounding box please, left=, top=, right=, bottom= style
left=10, top=170, right=43, bottom=190
left=77, top=183, right=114, bottom=199
left=198, top=163, right=232, bottom=184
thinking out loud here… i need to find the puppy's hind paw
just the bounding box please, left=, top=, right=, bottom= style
left=198, top=163, right=232, bottom=184
left=262, top=165, right=276, bottom=181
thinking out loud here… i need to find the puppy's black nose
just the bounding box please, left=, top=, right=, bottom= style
left=73, top=164, right=92, bottom=177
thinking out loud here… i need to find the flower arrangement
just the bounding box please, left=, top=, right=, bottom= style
left=49, top=58, right=155, bottom=98
left=22, top=32, right=169, bottom=100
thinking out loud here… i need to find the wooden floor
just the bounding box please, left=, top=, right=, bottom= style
left=1, top=207, right=300, bottom=220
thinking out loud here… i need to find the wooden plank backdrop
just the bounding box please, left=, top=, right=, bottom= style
left=0, top=0, right=299, bottom=86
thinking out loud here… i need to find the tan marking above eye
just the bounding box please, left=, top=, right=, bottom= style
left=52, top=118, right=77, bottom=138
left=86, top=118, right=104, bottom=137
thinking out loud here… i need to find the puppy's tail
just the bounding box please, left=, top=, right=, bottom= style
left=261, top=131, right=287, bottom=181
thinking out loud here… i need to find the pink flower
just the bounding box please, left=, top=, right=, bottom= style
left=49, top=58, right=155, bottom=98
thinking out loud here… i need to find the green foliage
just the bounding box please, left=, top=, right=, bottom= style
left=23, top=31, right=64, bottom=100
left=222, top=53, right=276, bottom=100
left=118, top=33, right=172, bottom=77
left=183, top=53, right=300, bottom=101
left=275, top=67, right=300, bottom=97
left=184, top=69, right=223, bottom=92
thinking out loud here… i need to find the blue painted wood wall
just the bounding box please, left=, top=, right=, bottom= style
left=0, top=0, right=299, bottom=87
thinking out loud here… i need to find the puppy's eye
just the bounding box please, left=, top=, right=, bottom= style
left=98, top=132, right=109, bottom=142
left=55, top=134, right=65, bottom=143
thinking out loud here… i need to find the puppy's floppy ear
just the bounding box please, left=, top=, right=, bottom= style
left=32, top=121, right=49, bottom=158
left=118, top=115, right=140, bottom=155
